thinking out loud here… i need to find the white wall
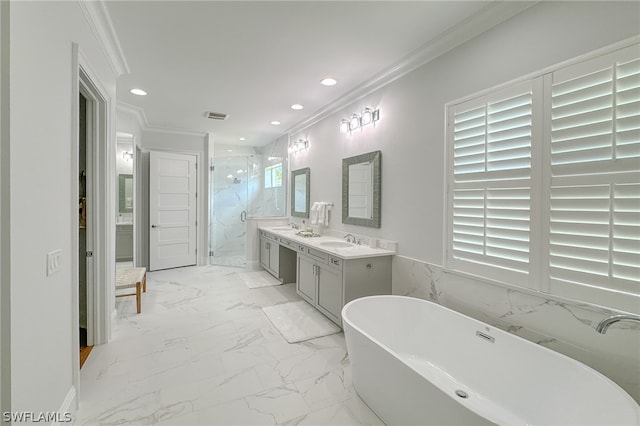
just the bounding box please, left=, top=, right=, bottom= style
left=289, top=0, right=640, bottom=401
left=0, top=0, right=9, bottom=420
left=116, top=107, right=143, bottom=147
left=214, top=143, right=256, bottom=157
left=290, top=0, right=640, bottom=263
left=8, top=0, right=117, bottom=415
left=142, top=130, right=209, bottom=266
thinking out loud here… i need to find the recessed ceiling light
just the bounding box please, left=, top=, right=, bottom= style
left=321, top=78, right=337, bottom=86
left=271, top=121, right=281, bottom=125
left=291, top=104, right=304, bottom=110
left=227, top=149, right=233, bottom=152
left=239, top=137, right=246, bottom=141
left=130, top=88, right=147, bottom=96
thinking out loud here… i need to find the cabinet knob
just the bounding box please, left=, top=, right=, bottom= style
left=367, top=263, right=373, bottom=269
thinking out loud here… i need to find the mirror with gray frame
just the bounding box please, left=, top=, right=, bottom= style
left=118, top=173, right=134, bottom=213
left=291, top=167, right=310, bottom=218
left=342, top=150, right=381, bottom=228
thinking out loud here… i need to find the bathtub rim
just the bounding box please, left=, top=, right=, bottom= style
left=341, top=295, right=640, bottom=418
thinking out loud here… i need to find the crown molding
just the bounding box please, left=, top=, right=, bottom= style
left=143, top=126, right=207, bottom=138
left=116, top=101, right=148, bottom=129
left=117, top=102, right=207, bottom=138
left=79, top=0, right=130, bottom=77
left=285, top=0, right=538, bottom=137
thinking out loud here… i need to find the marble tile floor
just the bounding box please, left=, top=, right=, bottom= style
left=76, top=265, right=384, bottom=426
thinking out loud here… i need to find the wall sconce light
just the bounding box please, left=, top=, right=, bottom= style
left=123, top=151, right=133, bottom=161
left=349, top=114, right=361, bottom=131
left=288, top=138, right=309, bottom=154
left=340, top=107, right=380, bottom=134
left=340, top=119, right=350, bottom=134
left=360, top=107, right=380, bottom=127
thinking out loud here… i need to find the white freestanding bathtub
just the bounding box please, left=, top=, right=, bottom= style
left=342, top=295, right=640, bottom=426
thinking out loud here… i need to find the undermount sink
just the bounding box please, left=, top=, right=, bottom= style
left=320, top=241, right=354, bottom=248
left=271, top=227, right=294, bottom=231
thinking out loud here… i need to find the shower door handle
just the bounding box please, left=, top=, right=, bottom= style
left=240, top=211, right=247, bottom=222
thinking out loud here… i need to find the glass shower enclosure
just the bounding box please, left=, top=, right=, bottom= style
left=209, top=155, right=285, bottom=266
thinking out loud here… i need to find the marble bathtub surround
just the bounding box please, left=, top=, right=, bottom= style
left=76, top=265, right=383, bottom=425
left=392, top=255, right=640, bottom=403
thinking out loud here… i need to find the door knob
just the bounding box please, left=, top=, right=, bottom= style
left=151, top=224, right=158, bottom=228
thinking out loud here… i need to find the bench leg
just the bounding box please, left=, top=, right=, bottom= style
left=136, top=282, right=141, bottom=314
left=143, top=273, right=147, bottom=292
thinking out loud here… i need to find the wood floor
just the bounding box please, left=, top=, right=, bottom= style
left=79, top=327, right=93, bottom=369
left=80, top=345, right=93, bottom=369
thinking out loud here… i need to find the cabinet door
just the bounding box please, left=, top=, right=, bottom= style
left=317, top=264, right=342, bottom=322
left=269, top=241, right=279, bottom=275
left=116, top=225, right=133, bottom=261
left=260, top=238, right=270, bottom=269
left=297, top=255, right=316, bottom=303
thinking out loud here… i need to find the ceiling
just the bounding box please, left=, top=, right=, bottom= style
left=107, top=1, right=501, bottom=147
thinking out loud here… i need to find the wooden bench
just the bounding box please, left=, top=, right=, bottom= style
left=115, top=267, right=147, bottom=314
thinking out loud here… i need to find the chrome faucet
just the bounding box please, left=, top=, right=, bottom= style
left=344, top=233, right=356, bottom=244
left=596, top=314, right=640, bottom=334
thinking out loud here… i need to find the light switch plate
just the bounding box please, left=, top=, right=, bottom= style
left=47, top=249, right=62, bottom=276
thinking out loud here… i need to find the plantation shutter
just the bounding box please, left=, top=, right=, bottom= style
left=549, top=45, right=640, bottom=298
left=449, top=81, right=534, bottom=280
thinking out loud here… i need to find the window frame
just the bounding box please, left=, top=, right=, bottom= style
left=264, top=162, right=283, bottom=189
left=445, top=38, right=640, bottom=313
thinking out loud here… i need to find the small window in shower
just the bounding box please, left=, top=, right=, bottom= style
left=265, top=163, right=283, bottom=188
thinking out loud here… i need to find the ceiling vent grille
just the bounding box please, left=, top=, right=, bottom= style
left=207, top=112, right=228, bottom=120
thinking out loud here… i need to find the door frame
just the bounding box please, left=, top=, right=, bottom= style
left=71, top=44, right=112, bottom=402
left=116, top=132, right=136, bottom=266
left=0, top=0, right=9, bottom=418
left=79, top=87, right=95, bottom=347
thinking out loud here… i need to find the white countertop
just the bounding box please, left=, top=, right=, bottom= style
left=259, top=226, right=396, bottom=259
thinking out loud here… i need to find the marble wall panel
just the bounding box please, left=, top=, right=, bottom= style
left=392, top=255, right=640, bottom=403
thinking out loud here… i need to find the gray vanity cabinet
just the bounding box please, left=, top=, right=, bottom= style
left=259, top=230, right=297, bottom=283
left=297, top=254, right=317, bottom=302
left=116, top=223, right=133, bottom=262
left=296, top=245, right=391, bottom=326
left=316, top=261, right=343, bottom=321
left=260, top=232, right=279, bottom=276
left=259, top=227, right=393, bottom=327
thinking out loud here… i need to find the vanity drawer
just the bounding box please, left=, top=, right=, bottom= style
left=328, top=256, right=342, bottom=270
left=306, top=247, right=329, bottom=263
left=260, top=230, right=278, bottom=242
left=279, top=238, right=294, bottom=248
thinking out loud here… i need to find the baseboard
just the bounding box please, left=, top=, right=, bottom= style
left=55, top=386, right=76, bottom=425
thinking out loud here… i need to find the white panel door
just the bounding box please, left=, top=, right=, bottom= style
left=149, top=151, right=197, bottom=271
